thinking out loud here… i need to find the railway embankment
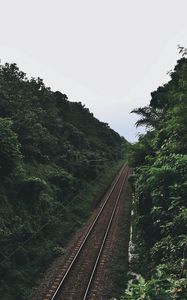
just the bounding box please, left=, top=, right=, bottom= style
left=31, top=164, right=133, bottom=300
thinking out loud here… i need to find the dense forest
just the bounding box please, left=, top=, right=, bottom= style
left=120, top=49, right=187, bottom=299
left=1, top=50, right=187, bottom=300
left=0, top=63, right=126, bottom=299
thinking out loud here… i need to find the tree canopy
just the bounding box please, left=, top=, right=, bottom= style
left=0, top=62, right=126, bottom=299
left=122, top=52, right=187, bottom=299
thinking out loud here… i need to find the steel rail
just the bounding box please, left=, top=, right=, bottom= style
left=82, top=167, right=129, bottom=300
left=49, top=163, right=128, bottom=300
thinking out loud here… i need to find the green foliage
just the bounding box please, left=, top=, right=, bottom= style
left=121, top=266, right=187, bottom=300
left=121, top=54, right=187, bottom=299
left=0, top=117, right=22, bottom=177
left=0, top=62, right=125, bottom=299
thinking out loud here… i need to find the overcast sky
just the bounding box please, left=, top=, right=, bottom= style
left=1, top=0, right=187, bottom=141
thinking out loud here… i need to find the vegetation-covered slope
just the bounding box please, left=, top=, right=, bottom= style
left=120, top=50, right=187, bottom=299
left=0, top=63, right=125, bottom=299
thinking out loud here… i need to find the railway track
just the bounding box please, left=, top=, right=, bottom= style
left=42, top=163, right=130, bottom=300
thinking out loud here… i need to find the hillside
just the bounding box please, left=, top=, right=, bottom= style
left=120, top=51, right=187, bottom=299
left=0, top=63, right=126, bottom=299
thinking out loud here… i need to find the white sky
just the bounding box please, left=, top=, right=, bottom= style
left=1, top=0, right=187, bottom=142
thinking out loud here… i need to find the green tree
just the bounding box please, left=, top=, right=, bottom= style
left=0, top=117, right=22, bottom=177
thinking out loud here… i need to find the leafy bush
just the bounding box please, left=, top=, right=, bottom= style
left=121, top=52, right=187, bottom=299
left=0, top=62, right=126, bottom=299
